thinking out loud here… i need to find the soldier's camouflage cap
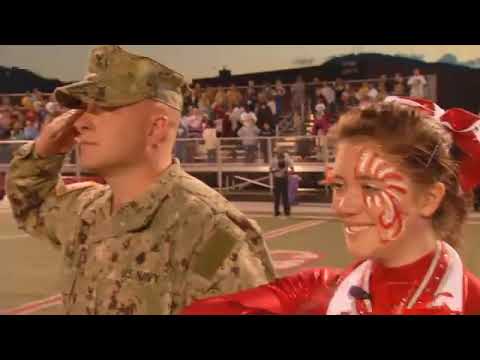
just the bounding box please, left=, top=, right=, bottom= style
left=55, top=45, right=186, bottom=111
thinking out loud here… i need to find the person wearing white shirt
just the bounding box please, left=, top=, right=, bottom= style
left=367, top=84, right=379, bottom=101
left=408, top=68, right=427, bottom=97
left=203, top=120, right=218, bottom=163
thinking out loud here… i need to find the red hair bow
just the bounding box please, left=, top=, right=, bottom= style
left=385, top=96, right=480, bottom=192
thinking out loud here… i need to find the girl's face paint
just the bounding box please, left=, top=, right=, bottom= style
left=355, top=148, right=408, bottom=244
left=332, top=141, right=417, bottom=260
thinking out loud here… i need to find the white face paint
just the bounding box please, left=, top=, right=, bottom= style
left=332, top=141, right=419, bottom=260
left=354, top=148, right=409, bottom=244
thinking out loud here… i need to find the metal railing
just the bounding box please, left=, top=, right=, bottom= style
left=0, top=136, right=333, bottom=191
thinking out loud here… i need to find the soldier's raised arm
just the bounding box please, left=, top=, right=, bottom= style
left=6, top=110, right=101, bottom=245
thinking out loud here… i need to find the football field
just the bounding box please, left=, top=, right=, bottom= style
left=1, top=201, right=479, bottom=315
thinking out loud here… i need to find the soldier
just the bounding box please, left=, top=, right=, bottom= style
left=6, top=45, right=276, bottom=315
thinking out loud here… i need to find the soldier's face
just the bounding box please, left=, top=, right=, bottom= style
left=331, top=140, right=427, bottom=262
left=74, top=102, right=150, bottom=174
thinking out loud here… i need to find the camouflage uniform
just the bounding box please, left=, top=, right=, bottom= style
left=6, top=46, right=276, bottom=315
left=7, top=144, right=275, bottom=314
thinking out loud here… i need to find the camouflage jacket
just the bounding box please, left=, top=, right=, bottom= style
left=6, top=142, right=276, bottom=315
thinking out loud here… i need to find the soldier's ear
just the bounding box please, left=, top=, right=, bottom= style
left=148, top=114, right=169, bottom=144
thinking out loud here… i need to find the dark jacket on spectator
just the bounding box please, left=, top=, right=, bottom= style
left=257, top=103, right=274, bottom=129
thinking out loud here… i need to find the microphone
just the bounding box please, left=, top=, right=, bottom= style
left=349, top=286, right=372, bottom=301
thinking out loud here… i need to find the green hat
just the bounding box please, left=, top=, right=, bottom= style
left=55, top=45, right=186, bottom=111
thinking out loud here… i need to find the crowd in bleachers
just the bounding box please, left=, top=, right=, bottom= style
left=0, top=69, right=428, bottom=165
left=176, top=69, right=428, bottom=163
left=0, top=89, right=66, bottom=143
left=180, top=69, right=428, bottom=137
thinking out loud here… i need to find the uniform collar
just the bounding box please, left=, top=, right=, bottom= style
left=80, top=159, right=183, bottom=233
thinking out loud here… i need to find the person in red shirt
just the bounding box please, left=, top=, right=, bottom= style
left=182, top=97, right=480, bottom=315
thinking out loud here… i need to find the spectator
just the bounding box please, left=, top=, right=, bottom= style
left=312, top=104, right=331, bottom=163
left=10, top=120, right=26, bottom=140
left=24, top=119, right=39, bottom=140
left=203, top=120, right=218, bottom=163
left=193, top=83, right=202, bottom=97
left=246, top=81, right=257, bottom=111
left=270, top=149, right=294, bottom=217
left=213, top=106, right=227, bottom=137
left=198, top=92, right=211, bottom=118
left=312, top=104, right=331, bottom=135
left=356, top=82, right=370, bottom=100
left=175, top=117, right=189, bottom=163
left=259, top=122, right=275, bottom=163
left=263, top=83, right=274, bottom=100
left=186, top=108, right=204, bottom=138
left=182, top=86, right=196, bottom=114
left=310, top=78, right=323, bottom=113
left=334, top=78, right=346, bottom=106
left=31, top=88, right=43, bottom=102
left=320, top=81, right=336, bottom=113
left=291, top=75, right=306, bottom=115
left=266, top=90, right=277, bottom=118
left=226, top=84, right=243, bottom=110
left=309, top=77, right=322, bottom=113
left=21, top=92, right=34, bottom=111
left=206, top=86, right=217, bottom=106
left=0, top=115, right=10, bottom=140
left=237, top=118, right=260, bottom=163
left=214, top=87, right=227, bottom=109
left=367, top=83, right=379, bottom=101
left=247, top=80, right=256, bottom=98
left=408, top=68, right=427, bottom=98
left=221, top=110, right=234, bottom=138
left=379, top=74, right=393, bottom=94
left=274, top=80, right=286, bottom=116
left=345, top=85, right=359, bottom=109
left=191, top=83, right=202, bottom=108
left=377, top=84, right=388, bottom=101
left=33, top=101, right=48, bottom=122
left=230, top=105, right=245, bottom=134
left=377, top=76, right=388, bottom=100
left=44, top=96, right=62, bottom=126
left=0, top=110, right=11, bottom=130
left=393, top=73, right=406, bottom=96
left=45, top=93, right=60, bottom=110
left=313, top=84, right=328, bottom=106
left=257, top=98, right=274, bottom=130
left=240, top=109, right=257, bottom=127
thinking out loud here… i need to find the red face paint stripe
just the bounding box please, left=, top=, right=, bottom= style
left=379, top=192, right=399, bottom=229
left=386, top=185, right=408, bottom=195
left=381, top=173, right=405, bottom=181
left=390, top=212, right=404, bottom=239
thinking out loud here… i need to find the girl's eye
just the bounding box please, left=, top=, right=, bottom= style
left=362, top=184, right=380, bottom=193
left=330, top=182, right=344, bottom=191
